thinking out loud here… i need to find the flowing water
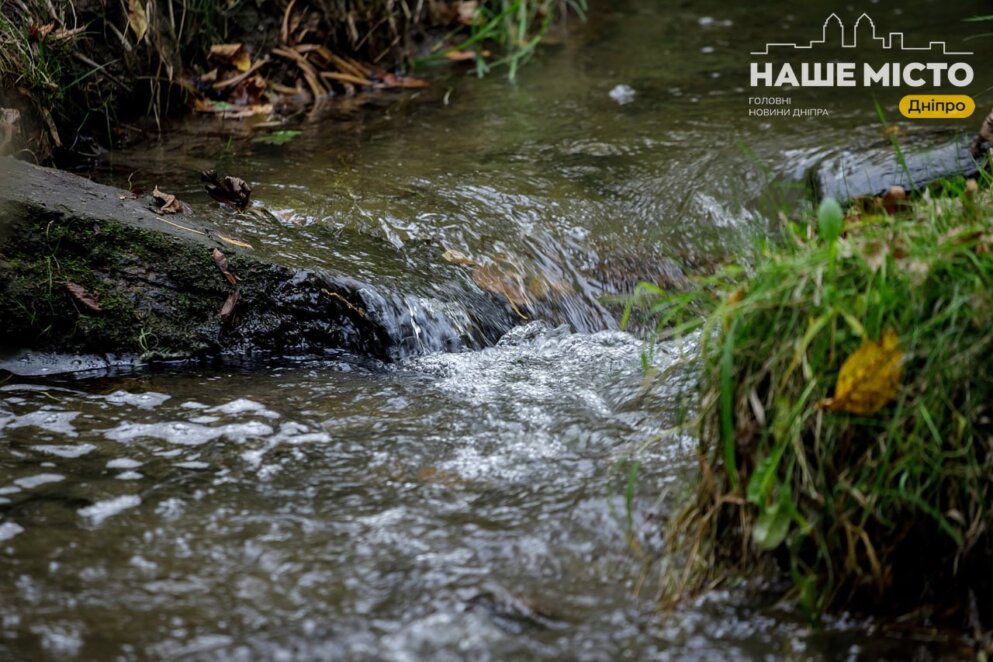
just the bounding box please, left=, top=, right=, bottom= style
left=2, top=0, right=991, bottom=658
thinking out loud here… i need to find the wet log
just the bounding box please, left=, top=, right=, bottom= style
left=808, top=133, right=988, bottom=203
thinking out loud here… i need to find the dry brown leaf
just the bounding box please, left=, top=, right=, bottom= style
left=151, top=186, right=184, bottom=214
left=29, top=22, right=54, bottom=42
left=210, top=43, right=251, bottom=72
left=220, top=289, right=240, bottom=322
left=966, top=178, right=979, bottom=200
left=444, top=50, right=478, bottom=62
left=881, top=185, right=907, bottom=214
left=817, top=329, right=902, bottom=415
left=211, top=248, right=237, bottom=287
left=863, top=241, right=887, bottom=273
left=64, top=282, right=102, bottom=312
left=378, top=72, right=430, bottom=89
left=202, top=170, right=252, bottom=209
left=456, top=0, right=479, bottom=24
left=126, top=0, right=148, bottom=42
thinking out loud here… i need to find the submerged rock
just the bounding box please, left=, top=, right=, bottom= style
left=0, top=159, right=516, bottom=369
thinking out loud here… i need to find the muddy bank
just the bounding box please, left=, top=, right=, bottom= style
left=0, top=158, right=516, bottom=365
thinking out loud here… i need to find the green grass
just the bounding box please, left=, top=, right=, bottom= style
left=417, top=0, right=586, bottom=80
left=629, top=177, right=993, bottom=624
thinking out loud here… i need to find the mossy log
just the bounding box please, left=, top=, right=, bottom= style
left=0, top=158, right=514, bottom=364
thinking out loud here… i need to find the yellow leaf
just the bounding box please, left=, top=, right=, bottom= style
left=818, top=329, right=902, bottom=415
left=216, top=233, right=253, bottom=249
left=127, top=0, right=148, bottom=42
left=210, top=43, right=252, bottom=72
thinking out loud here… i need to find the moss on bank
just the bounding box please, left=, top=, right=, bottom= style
left=634, top=179, right=993, bottom=631
left=0, top=159, right=402, bottom=361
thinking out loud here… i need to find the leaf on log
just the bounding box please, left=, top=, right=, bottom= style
left=220, top=289, right=240, bottom=322
left=64, top=282, right=102, bottom=312
left=211, top=248, right=237, bottom=287
left=151, top=186, right=184, bottom=214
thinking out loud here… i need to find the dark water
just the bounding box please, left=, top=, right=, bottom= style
left=2, top=0, right=990, bottom=658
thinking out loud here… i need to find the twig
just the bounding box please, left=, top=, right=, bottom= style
left=72, top=51, right=131, bottom=90
left=321, top=289, right=367, bottom=319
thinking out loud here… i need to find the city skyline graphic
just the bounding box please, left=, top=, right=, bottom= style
left=750, top=13, right=973, bottom=56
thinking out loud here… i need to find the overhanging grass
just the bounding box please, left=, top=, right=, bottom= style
left=635, top=181, right=993, bottom=623
left=0, top=0, right=584, bottom=160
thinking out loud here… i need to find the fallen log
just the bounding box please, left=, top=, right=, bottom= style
left=808, top=131, right=987, bottom=203
left=0, top=158, right=515, bottom=368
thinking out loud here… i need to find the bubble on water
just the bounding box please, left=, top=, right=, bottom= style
left=30, top=623, right=83, bottom=657
left=174, top=461, right=210, bottom=470
left=6, top=409, right=79, bottom=438
left=102, top=390, right=171, bottom=409
left=32, top=443, right=96, bottom=458
left=103, top=420, right=274, bottom=446
left=14, top=473, right=65, bottom=489
left=207, top=398, right=280, bottom=419
left=608, top=84, right=636, bottom=105
left=155, top=498, right=186, bottom=520
left=129, top=555, right=158, bottom=575
left=106, top=458, right=143, bottom=470
left=0, top=522, right=24, bottom=541
left=78, top=495, right=142, bottom=525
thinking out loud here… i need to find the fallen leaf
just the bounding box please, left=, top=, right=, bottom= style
left=126, top=0, right=148, bottom=43
left=209, top=43, right=251, bottom=72
left=64, top=282, right=102, bottom=312
left=29, top=22, right=54, bottom=42
left=220, top=289, right=240, bottom=322
left=151, top=186, right=184, bottom=214
left=456, top=0, right=479, bottom=24
left=966, top=178, right=979, bottom=200
left=818, top=329, right=902, bottom=415
left=443, top=50, right=479, bottom=62
left=211, top=248, right=237, bottom=287
left=881, top=185, right=907, bottom=214
left=378, top=72, right=430, bottom=89
left=863, top=241, right=887, bottom=273
left=202, top=170, right=252, bottom=209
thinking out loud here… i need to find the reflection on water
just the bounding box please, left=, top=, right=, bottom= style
left=5, top=0, right=991, bottom=657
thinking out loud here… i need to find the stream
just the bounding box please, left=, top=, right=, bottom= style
left=2, top=0, right=991, bottom=658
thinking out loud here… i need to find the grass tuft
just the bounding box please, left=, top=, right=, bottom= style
left=634, top=176, right=993, bottom=625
